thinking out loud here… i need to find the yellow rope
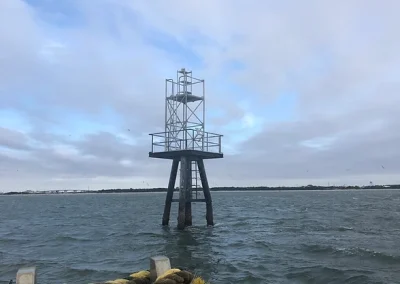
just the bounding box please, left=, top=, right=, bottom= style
left=155, top=268, right=181, bottom=282
left=105, top=280, right=129, bottom=284
left=91, top=268, right=207, bottom=284
left=191, top=278, right=206, bottom=284
left=130, top=271, right=151, bottom=279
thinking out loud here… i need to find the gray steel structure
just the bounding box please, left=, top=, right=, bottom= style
left=149, top=68, right=223, bottom=230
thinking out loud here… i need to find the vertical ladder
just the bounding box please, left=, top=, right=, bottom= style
left=191, top=160, right=202, bottom=200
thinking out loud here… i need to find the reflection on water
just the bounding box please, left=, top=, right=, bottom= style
left=161, top=226, right=218, bottom=279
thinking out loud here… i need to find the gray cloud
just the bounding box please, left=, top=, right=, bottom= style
left=0, top=127, right=31, bottom=151
left=214, top=85, right=400, bottom=182
left=1, top=0, right=400, bottom=191
left=0, top=128, right=170, bottom=190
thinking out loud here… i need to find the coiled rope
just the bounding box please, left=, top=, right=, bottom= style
left=91, top=268, right=207, bottom=284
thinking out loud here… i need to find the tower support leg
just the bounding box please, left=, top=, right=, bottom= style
left=162, top=159, right=179, bottom=226
left=185, top=159, right=193, bottom=226
left=177, top=156, right=189, bottom=230
left=197, top=159, right=214, bottom=226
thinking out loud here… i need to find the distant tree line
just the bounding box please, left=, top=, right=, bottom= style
left=210, top=184, right=400, bottom=191
left=1, top=184, right=400, bottom=195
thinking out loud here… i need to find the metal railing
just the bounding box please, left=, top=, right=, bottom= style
left=149, top=129, right=222, bottom=153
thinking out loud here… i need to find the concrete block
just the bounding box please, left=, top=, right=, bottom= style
left=16, top=267, right=36, bottom=284
left=150, top=256, right=171, bottom=282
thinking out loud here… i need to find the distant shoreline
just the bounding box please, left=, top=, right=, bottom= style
left=1, top=185, right=399, bottom=195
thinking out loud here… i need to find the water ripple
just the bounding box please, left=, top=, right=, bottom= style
left=0, top=190, right=399, bottom=283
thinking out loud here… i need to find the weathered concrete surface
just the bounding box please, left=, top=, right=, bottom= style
left=16, top=267, right=36, bottom=284
left=150, top=256, right=171, bottom=282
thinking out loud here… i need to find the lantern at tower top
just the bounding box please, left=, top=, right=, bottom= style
left=150, top=68, right=222, bottom=155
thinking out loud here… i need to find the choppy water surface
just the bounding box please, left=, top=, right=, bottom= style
left=1, top=190, right=400, bottom=284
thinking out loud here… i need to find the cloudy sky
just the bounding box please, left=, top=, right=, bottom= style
left=1, top=0, right=399, bottom=192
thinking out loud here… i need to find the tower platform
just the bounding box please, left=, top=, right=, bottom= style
left=149, top=131, right=223, bottom=229
left=149, top=150, right=223, bottom=160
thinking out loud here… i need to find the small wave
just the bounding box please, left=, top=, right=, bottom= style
left=272, top=219, right=286, bottom=225
left=286, top=266, right=373, bottom=284
left=303, top=244, right=335, bottom=253
left=350, top=247, right=400, bottom=264
left=338, top=226, right=354, bottom=231
left=230, top=220, right=252, bottom=228
left=66, top=267, right=110, bottom=274
left=137, top=231, right=167, bottom=238
left=253, top=240, right=270, bottom=250
left=303, top=244, right=400, bottom=264
left=54, top=235, right=92, bottom=242
left=106, top=231, right=137, bottom=238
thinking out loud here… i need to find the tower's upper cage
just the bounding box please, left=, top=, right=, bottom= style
left=149, top=68, right=222, bottom=156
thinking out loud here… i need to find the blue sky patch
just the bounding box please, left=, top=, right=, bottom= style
left=46, top=106, right=124, bottom=140
left=0, top=109, right=33, bottom=133
left=24, top=0, right=86, bottom=28
left=141, top=29, right=204, bottom=69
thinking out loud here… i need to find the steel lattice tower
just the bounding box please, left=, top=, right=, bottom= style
left=149, top=68, right=223, bottom=230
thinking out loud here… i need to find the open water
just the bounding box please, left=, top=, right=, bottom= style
left=0, top=190, right=399, bottom=284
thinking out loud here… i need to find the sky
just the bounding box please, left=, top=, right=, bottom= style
left=1, top=0, right=400, bottom=192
